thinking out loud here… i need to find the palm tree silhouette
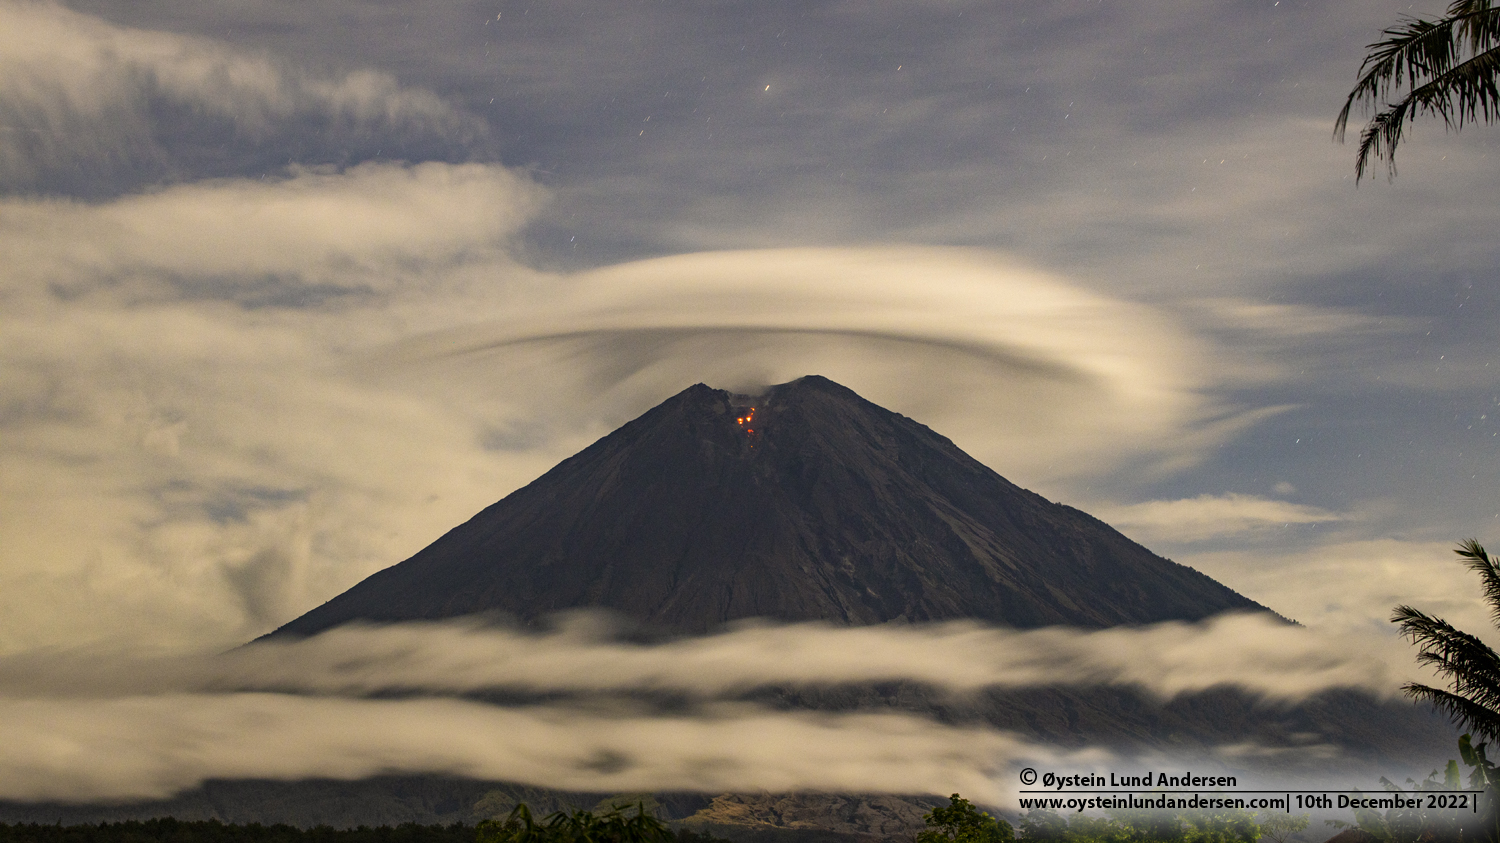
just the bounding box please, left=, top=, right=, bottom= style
left=1392, top=540, right=1500, bottom=742
left=1336, top=0, right=1500, bottom=180
left=1392, top=541, right=1500, bottom=840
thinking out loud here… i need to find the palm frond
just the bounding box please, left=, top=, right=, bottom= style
left=1455, top=539, right=1500, bottom=629
left=1353, top=43, right=1500, bottom=178
left=1451, top=0, right=1500, bottom=52
left=1405, top=45, right=1500, bottom=128
left=1403, top=682, right=1500, bottom=743
left=1352, top=100, right=1414, bottom=180
left=1393, top=604, right=1500, bottom=711
left=1338, top=2, right=1500, bottom=179
left=1335, top=17, right=1455, bottom=143
left=1391, top=542, right=1500, bottom=745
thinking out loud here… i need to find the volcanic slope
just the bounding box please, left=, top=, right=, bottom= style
left=271, top=375, right=1269, bottom=637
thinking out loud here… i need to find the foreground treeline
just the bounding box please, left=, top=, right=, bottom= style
left=477, top=795, right=1286, bottom=843
left=0, top=819, right=477, bottom=843
left=477, top=804, right=747, bottom=843
left=0, top=787, right=1485, bottom=843
left=920, top=795, right=1280, bottom=843
left=0, top=796, right=1308, bottom=843
left=0, top=815, right=731, bottom=843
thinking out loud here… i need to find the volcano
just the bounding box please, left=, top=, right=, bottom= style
left=12, top=377, right=1452, bottom=833
left=271, top=375, right=1268, bottom=637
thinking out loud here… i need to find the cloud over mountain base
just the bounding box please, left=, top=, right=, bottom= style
left=0, top=614, right=1456, bottom=806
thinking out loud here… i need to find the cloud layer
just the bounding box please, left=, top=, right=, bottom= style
left=1185, top=537, right=1500, bottom=639
left=0, top=158, right=549, bottom=652
left=367, top=246, right=1250, bottom=481
left=0, top=695, right=1024, bottom=804
left=3, top=161, right=540, bottom=300
left=0, top=612, right=1431, bottom=804
left=1094, top=494, right=1344, bottom=544
left=0, top=0, right=490, bottom=196
left=0, top=612, right=1413, bottom=704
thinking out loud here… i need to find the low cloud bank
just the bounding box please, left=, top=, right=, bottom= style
left=0, top=612, right=1411, bottom=703
left=0, top=613, right=1434, bottom=804
left=0, top=695, right=1025, bottom=803
left=0, top=612, right=1419, bottom=703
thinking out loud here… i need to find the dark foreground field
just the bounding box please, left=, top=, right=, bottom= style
left=0, top=821, right=740, bottom=843
left=0, top=819, right=476, bottom=843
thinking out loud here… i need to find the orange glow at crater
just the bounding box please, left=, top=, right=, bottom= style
left=734, top=407, right=758, bottom=443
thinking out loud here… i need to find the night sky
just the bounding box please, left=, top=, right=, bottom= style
left=2, top=0, right=1499, bottom=802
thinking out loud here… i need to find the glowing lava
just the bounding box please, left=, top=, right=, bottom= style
left=735, top=407, right=757, bottom=446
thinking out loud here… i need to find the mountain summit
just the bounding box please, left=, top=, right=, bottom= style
left=271, top=376, right=1268, bottom=637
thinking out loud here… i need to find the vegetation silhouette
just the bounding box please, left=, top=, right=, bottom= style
left=1324, top=756, right=1492, bottom=843
left=917, top=795, right=1012, bottom=843
left=1251, top=813, right=1308, bottom=843
left=476, top=803, right=676, bottom=843
left=0, top=818, right=474, bottom=843
left=1394, top=541, right=1500, bottom=746
left=1382, top=539, right=1500, bottom=840
left=1336, top=0, right=1500, bottom=180
left=0, top=807, right=733, bottom=843
left=1016, top=804, right=1258, bottom=843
